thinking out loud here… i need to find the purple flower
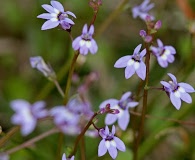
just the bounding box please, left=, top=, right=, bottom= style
left=30, top=56, right=56, bottom=80
left=0, top=154, right=9, bottom=160
left=132, top=0, right=155, bottom=21
left=50, top=106, right=80, bottom=135
left=99, top=92, right=138, bottom=130
left=67, top=94, right=93, bottom=118
left=62, top=153, right=74, bottom=160
left=150, top=39, right=176, bottom=68
left=10, top=100, right=48, bottom=136
left=37, top=1, right=76, bottom=30
left=72, top=24, right=98, bottom=55
left=114, top=44, right=146, bottom=80
left=98, top=125, right=126, bottom=159
left=161, top=73, right=195, bottom=110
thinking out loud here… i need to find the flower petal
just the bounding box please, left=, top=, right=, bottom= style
left=108, top=145, right=118, bottom=159
left=136, top=61, right=146, bottom=80
left=105, top=114, right=118, bottom=125
left=170, top=92, right=181, bottom=110
left=42, top=4, right=54, bottom=13
left=37, top=13, right=52, bottom=19
left=99, top=99, right=118, bottom=109
left=114, top=137, right=126, bottom=152
left=41, top=20, right=59, bottom=30
left=98, top=140, right=107, bottom=157
left=157, top=39, right=163, bottom=47
left=10, top=100, right=30, bottom=111
left=125, top=66, right=135, bottom=79
left=168, top=73, right=177, bottom=84
left=118, top=110, right=129, bottom=130
left=114, top=56, right=131, bottom=68
left=180, top=92, right=192, bottom=103
left=179, top=82, right=195, bottom=93
left=66, top=11, right=76, bottom=18
left=133, top=44, right=142, bottom=54
left=89, top=25, right=94, bottom=35
left=51, top=1, right=64, bottom=12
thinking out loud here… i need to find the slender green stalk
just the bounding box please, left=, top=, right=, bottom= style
left=53, top=79, right=65, bottom=98
left=134, top=43, right=151, bottom=160
left=63, top=51, right=79, bottom=104
left=0, top=126, right=20, bottom=148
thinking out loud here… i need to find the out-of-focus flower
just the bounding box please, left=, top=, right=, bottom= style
left=114, top=44, right=146, bottom=80
left=62, top=153, right=74, bottom=160
left=161, top=73, right=195, bottom=110
left=132, top=0, right=154, bottom=21
left=37, top=1, right=76, bottom=30
left=72, top=24, right=98, bottom=55
left=10, top=100, right=48, bottom=136
left=30, top=56, right=56, bottom=80
left=50, top=106, right=80, bottom=135
left=67, top=94, right=93, bottom=118
left=99, top=92, right=138, bottom=130
left=98, top=125, right=126, bottom=159
left=150, top=39, right=176, bottom=68
left=0, top=154, right=9, bottom=160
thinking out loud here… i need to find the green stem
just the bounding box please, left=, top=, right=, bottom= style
left=54, top=79, right=65, bottom=98
left=68, top=112, right=98, bottom=158
left=0, top=126, right=20, bottom=148
left=63, top=51, right=79, bottom=104
left=134, top=43, right=150, bottom=160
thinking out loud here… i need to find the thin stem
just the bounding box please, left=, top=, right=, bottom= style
left=134, top=43, right=150, bottom=160
left=54, top=79, right=65, bottom=98
left=56, top=133, right=64, bottom=160
left=80, top=137, right=86, bottom=160
left=68, top=112, right=98, bottom=158
left=63, top=51, right=80, bottom=104
left=0, top=126, right=20, bottom=148
left=4, top=128, right=59, bottom=155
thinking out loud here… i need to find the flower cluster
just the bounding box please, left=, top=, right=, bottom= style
left=4, top=0, right=195, bottom=160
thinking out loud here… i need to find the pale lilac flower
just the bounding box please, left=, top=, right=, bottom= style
left=72, top=24, right=98, bottom=55
left=161, top=73, right=195, bottom=110
left=150, top=39, right=176, bottom=68
left=50, top=106, right=80, bottom=134
left=99, top=92, right=138, bottom=130
left=62, top=153, right=74, bottom=160
left=30, top=56, right=56, bottom=80
left=37, top=1, right=76, bottom=30
left=10, top=100, right=48, bottom=136
left=0, top=154, right=9, bottom=160
left=132, top=0, right=155, bottom=21
left=114, top=44, right=146, bottom=80
left=67, top=94, right=93, bottom=118
left=98, top=125, right=126, bottom=159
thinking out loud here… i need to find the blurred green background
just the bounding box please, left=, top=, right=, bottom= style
left=0, top=0, right=195, bottom=159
